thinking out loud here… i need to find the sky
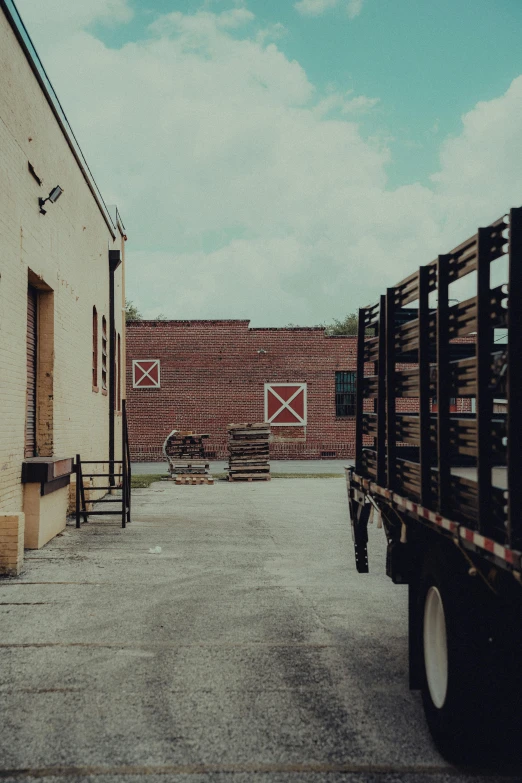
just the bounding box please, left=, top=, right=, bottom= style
left=14, top=0, right=522, bottom=325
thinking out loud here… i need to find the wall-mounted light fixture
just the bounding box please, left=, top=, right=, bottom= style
left=257, top=349, right=267, bottom=355
left=39, top=185, right=63, bottom=215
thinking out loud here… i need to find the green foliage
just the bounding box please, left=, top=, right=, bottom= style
left=125, top=299, right=142, bottom=322
left=125, top=301, right=168, bottom=322
left=324, top=313, right=358, bottom=335
left=285, top=313, right=359, bottom=335
left=131, top=474, right=168, bottom=488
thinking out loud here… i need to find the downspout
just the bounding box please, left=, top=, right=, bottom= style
left=109, top=250, right=122, bottom=486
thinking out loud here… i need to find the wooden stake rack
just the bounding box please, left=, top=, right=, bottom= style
left=353, top=208, right=521, bottom=554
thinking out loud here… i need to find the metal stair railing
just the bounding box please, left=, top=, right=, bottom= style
left=74, top=400, right=131, bottom=528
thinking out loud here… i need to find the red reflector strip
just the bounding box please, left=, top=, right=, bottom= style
left=350, top=473, right=521, bottom=572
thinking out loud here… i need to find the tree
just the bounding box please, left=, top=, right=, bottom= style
left=324, top=313, right=358, bottom=336
left=125, top=299, right=142, bottom=322
left=284, top=313, right=360, bottom=334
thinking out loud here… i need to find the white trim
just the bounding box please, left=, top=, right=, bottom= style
left=264, top=383, right=307, bottom=426
left=133, top=359, right=161, bottom=389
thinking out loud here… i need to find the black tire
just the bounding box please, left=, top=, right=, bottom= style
left=417, top=545, right=513, bottom=764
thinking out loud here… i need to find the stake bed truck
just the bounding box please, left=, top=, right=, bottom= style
left=347, top=207, right=522, bottom=762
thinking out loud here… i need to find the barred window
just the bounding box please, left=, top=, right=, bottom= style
left=335, top=371, right=356, bottom=417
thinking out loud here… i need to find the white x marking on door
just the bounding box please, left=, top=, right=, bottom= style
left=268, top=386, right=305, bottom=423
left=134, top=361, right=160, bottom=387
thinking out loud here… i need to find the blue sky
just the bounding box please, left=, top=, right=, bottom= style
left=15, top=0, right=522, bottom=324
left=91, top=0, right=522, bottom=188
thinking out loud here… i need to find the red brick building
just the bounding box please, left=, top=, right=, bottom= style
left=126, top=320, right=358, bottom=461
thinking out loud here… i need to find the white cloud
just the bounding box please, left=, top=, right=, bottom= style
left=314, top=92, right=379, bottom=117
left=256, top=22, right=287, bottom=46
left=13, top=2, right=522, bottom=325
left=16, top=0, right=132, bottom=43
left=347, top=0, right=364, bottom=19
left=216, top=8, right=255, bottom=27
left=149, top=8, right=255, bottom=36
left=294, top=0, right=338, bottom=17
left=294, top=0, right=364, bottom=18
left=430, top=75, right=522, bottom=237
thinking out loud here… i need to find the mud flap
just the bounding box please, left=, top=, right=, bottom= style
left=351, top=501, right=371, bottom=573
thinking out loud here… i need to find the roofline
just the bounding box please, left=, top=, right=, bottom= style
left=128, top=319, right=251, bottom=325
left=127, top=319, right=356, bottom=335
left=107, top=205, right=126, bottom=237
left=1, top=0, right=118, bottom=239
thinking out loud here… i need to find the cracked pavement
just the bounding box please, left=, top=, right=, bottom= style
left=0, top=478, right=516, bottom=782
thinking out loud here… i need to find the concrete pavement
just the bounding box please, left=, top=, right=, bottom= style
left=132, top=459, right=352, bottom=475
left=0, top=478, right=514, bottom=782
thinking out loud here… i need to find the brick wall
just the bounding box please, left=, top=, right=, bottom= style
left=126, top=321, right=358, bottom=461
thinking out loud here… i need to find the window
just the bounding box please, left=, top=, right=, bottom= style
left=101, top=316, right=107, bottom=392
left=92, top=307, right=98, bottom=389
left=335, top=371, right=356, bottom=417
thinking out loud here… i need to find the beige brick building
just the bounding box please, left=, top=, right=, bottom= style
left=0, top=3, right=127, bottom=575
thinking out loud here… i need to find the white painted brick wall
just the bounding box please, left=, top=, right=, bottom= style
left=0, top=9, right=126, bottom=543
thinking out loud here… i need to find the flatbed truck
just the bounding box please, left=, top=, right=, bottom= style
left=347, top=207, right=522, bottom=762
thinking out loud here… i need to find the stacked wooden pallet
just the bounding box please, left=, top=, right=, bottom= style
left=172, top=459, right=213, bottom=485
left=163, top=430, right=213, bottom=485
left=227, top=423, right=270, bottom=481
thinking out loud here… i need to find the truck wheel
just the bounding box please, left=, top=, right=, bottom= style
left=418, top=551, right=492, bottom=763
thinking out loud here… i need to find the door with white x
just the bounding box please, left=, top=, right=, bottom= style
left=264, top=383, right=307, bottom=426
left=132, top=359, right=161, bottom=389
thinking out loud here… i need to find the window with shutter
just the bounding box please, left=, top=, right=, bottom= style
left=101, top=316, right=107, bottom=392
left=92, top=306, right=98, bottom=390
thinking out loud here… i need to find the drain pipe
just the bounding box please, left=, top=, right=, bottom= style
left=109, top=249, right=122, bottom=486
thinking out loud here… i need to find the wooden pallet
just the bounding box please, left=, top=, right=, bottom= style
left=170, top=468, right=209, bottom=475
left=229, top=470, right=270, bottom=474
left=171, top=460, right=209, bottom=467
left=174, top=475, right=214, bottom=485
left=227, top=422, right=270, bottom=482
left=227, top=474, right=271, bottom=482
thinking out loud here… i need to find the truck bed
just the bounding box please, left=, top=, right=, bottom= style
left=350, top=207, right=522, bottom=578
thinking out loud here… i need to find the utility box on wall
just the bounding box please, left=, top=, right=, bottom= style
left=126, top=320, right=357, bottom=461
